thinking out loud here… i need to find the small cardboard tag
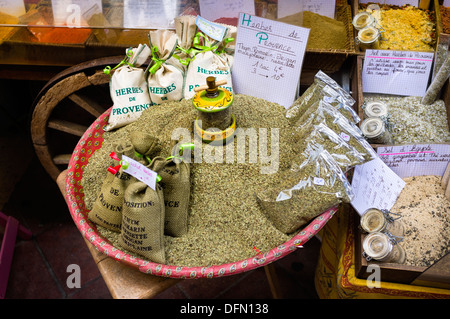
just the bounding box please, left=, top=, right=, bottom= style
left=121, top=155, right=157, bottom=190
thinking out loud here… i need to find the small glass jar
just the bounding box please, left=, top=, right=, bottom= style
left=364, top=101, right=388, bottom=119
left=363, top=232, right=406, bottom=264
left=352, top=12, right=375, bottom=30
left=360, top=208, right=405, bottom=238
left=357, top=26, right=380, bottom=51
left=361, top=117, right=393, bottom=144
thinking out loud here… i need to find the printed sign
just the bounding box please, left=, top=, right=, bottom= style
left=362, top=49, right=434, bottom=97
left=232, top=13, right=310, bottom=109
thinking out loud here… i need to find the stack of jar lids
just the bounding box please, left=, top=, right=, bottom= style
left=360, top=208, right=406, bottom=264
left=361, top=101, right=393, bottom=144
left=353, top=10, right=383, bottom=50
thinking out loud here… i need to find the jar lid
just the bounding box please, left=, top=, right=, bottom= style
left=352, top=12, right=375, bottom=30
left=361, top=208, right=386, bottom=233
left=363, top=232, right=392, bottom=260
left=358, top=26, right=379, bottom=43
left=361, top=117, right=384, bottom=138
left=193, top=88, right=233, bottom=113
left=365, top=101, right=388, bottom=118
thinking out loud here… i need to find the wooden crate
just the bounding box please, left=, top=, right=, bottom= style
left=302, top=3, right=357, bottom=74
left=350, top=55, right=450, bottom=287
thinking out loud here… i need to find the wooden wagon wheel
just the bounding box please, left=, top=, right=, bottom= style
left=31, top=56, right=125, bottom=181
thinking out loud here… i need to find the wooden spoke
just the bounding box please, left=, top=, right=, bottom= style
left=68, top=92, right=105, bottom=118
left=30, top=56, right=127, bottom=181
left=53, top=154, right=72, bottom=165
left=47, top=119, right=88, bottom=137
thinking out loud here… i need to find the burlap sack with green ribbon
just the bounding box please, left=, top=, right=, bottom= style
left=88, top=142, right=137, bottom=232
left=129, top=131, right=162, bottom=161
left=149, top=156, right=190, bottom=237
left=118, top=181, right=165, bottom=263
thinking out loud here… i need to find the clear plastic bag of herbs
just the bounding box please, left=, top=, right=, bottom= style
left=256, top=148, right=354, bottom=234
left=286, top=70, right=360, bottom=125
left=292, top=122, right=366, bottom=172
left=294, top=99, right=377, bottom=162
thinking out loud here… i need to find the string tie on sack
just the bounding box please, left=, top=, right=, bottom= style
left=103, top=49, right=134, bottom=75
left=149, top=46, right=165, bottom=74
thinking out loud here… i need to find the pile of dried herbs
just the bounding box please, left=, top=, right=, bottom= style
left=363, top=94, right=450, bottom=144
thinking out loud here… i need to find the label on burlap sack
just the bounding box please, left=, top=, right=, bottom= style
left=88, top=169, right=132, bottom=232
left=118, top=181, right=165, bottom=263
left=148, top=63, right=184, bottom=104
left=150, top=157, right=191, bottom=237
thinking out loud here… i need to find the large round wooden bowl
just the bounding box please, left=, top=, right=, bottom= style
left=65, top=107, right=338, bottom=279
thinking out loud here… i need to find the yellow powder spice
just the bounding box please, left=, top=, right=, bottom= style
left=377, top=6, right=435, bottom=51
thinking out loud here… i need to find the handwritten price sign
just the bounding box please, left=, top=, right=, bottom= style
left=232, top=13, right=310, bottom=109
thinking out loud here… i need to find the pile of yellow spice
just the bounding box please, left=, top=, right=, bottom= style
left=361, top=5, right=435, bottom=51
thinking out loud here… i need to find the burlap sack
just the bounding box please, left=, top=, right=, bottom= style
left=118, top=181, right=166, bottom=263
left=147, top=30, right=185, bottom=104
left=104, top=44, right=152, bottom=131
left=88, top=142, right=136, bottom=232
left=129, top=131, right=162, bottom=162
left=149, top=156, right=190, bottom=237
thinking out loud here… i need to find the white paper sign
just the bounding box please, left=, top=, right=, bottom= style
left=359, top=0, right=419, bottom=6
left=278, top=0, right=336, bottom=19
left=121, top=155, right=158, bottom=191
left=377, top=144, right=450, bottom=178
left=52, top=0, right=102, bottom=26
left=232, top=13, right=310, bottom=109
left=199, top=0, right=255, bottom=22
left=123, top=0, right=177, bottom=29
left=351, top=157, right=406, bottom=216
left=0, top=0, right=25, bottom=17
left=362, top=49, right=434, bottom=97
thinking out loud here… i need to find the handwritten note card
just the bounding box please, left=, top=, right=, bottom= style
left=362, top=49, right=434, bottom=97
left=278, top=0, right=336, bottom=19
left=377, top=144, right=450, bottom=178
left=351, top=157, right=406, bottom=216
left=122, top=155, right=158, bottom=191
left=232, top=13, right=310, bottom=109
left=199, top=0, right=255, bottom=22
